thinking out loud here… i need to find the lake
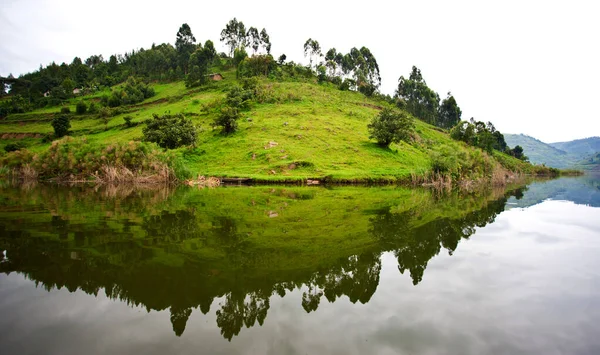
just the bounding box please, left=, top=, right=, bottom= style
left=1, top=176, right=599, bottom=355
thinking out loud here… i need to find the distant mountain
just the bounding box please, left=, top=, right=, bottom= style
left=504, top=134, right=574, bottom=168
left=504, top=134, right=600, bottom=170
left=550, top=137, right=600, bottom=156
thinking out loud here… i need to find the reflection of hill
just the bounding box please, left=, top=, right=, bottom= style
left=506, top=175, right=600, bottom=208
left=0, top=184, right=522, bottom=340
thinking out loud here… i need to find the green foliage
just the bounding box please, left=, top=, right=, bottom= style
left=4, top=142, right=26, bottom=153
left=396, top=66, right=440, bottom=125
left=142, top=113, right=197, bottom=149
left=176, top=23, right=196, bottom=74
left=60, top=106, right=71, bottom=114
left=76, top=101, right=87, bottom=115
left=367, top=108, right=414, bottom=147
left=0, top=95, right=31, bottom=117
left=123, top=116, right=134, bottom=127
left=237, top=54, right=275, bottom=78
left=102, top=77, right=155, bottom=107
left=507, top=145, right=528, bottom=161
left=185, top=42, right=217, bottom=88
left=450, top=119, right=507, bottom=154
left=233, top=47, right=248, bottom=69
left=215, top=106, right=240, bottom=134
left=0, top=137, right=183, bottom=180
left=220, top=18, right=248, bottom=57
left=88, top=102, right=98, bottom=114
left=51, top=114, right=71, bottom=137
left=438, top=93, right=461, bottom=129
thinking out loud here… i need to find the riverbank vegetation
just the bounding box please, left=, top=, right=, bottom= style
left=0, top=19, right=570, bottom=185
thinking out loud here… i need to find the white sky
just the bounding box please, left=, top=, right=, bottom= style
left=1, top=0, right=598, bottom=143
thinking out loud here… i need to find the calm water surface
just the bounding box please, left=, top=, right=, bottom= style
left=0, top=176, right=599, bottom=355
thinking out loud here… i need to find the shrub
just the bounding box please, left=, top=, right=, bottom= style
left=99, top=107, right=111, bottom=118
left=4, top=142, right=26, bottom=153
left=51, top=114, right=71, bottom=137
left=60, top=106, right=71, bottom=114
left=76, top=101, right=87, bottom=115
left=142, top=113, right=197, bottom=149
left=88, top=102, right=98, bottom=114
left=123, top=116, right=134, bottom=127
left=367, top=108, right=414, bottom=147
left=215, top=106, right=240, bottom=134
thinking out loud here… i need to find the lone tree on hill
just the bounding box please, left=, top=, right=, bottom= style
left=368, top=108, right=414, bottom=147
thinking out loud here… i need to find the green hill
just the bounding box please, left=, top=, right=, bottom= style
left=0, top=70, right=553, bottom=184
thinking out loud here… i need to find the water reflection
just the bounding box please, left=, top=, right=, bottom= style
left=0, top=177, right=596, bottom=341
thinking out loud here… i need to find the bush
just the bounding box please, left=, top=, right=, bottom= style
left=123, top=116, right=134, bottom=127
left=215, top=106, right=240, bottom=134
left=88, top=102, right=98, bottom=114
left=142, top=113, right=197, bottom=149
left=60, top=106, right=71, bottom=114
left=99, top=107, right=111, bottom=118
left=0, top=137, right=183, bottom=182
left=367, top=108, right=414, bottom=147
left=4, top=142, right=26, bottom=153
left=76, top=101, right=87, bottom=115
left=51, top=114, right=71, bottom=137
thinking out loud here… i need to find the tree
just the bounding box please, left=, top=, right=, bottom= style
left=185, top=43, right=216, bottom=88
left=367, top=108, right=414, bottom=147
left=220, top=18, right=247, bottom=57
left=278, top=54, right=287, bottom=65
left=259, top=28, right=271, bottom=54
left=303, top=38, right=322, bottom=70
left=175, top=23, right=196, bottom=74
left=51, top=114, right=71, bottom=137
left=396, top=66, right=440, bottom=125
left=509, top=145, right=528, bottom=161
left=142, top=113, right=197, bottom=149
left=247, top=27, right=260, bottom=54
left=438, top=92, right=462, bottom=129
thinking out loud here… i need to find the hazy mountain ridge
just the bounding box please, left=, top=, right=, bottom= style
left=550, top=137, right=600, bottom=156
left=504, top=134, right=600, bottom=170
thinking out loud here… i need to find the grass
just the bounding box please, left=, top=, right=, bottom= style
left=0, top=70, right=559, bottom=183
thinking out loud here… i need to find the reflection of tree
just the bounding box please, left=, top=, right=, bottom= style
left=143, top=210, right=199, bottom=242
left=216, top=292, right=270, bottom=341
left=170, top=306, right=192, bottom=336
left=370, top=196, right=509, bottom=285
left=0, top=184, right=526, bottom=341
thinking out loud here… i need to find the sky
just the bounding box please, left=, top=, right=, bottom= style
left=1, top=0, right=598, bottom=143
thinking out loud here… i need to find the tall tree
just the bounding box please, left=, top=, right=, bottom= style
left=438, top=92, right=462, bottom=129
left=303, top=38, right=322, bottom=70
left=259, top=28, right=271, bottom=54
left=247, top=27, right=260, bottom=54
left=396, top=66, right=440, bottom=125
left=220, top=18, right=247, bottom=57
left=175, top=23, right=196, bottom=74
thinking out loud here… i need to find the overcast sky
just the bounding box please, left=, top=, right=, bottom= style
left=1, top=0, right=598, bottom=143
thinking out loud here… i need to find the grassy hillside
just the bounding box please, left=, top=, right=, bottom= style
left=0, top=71, right=549, bottom=183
